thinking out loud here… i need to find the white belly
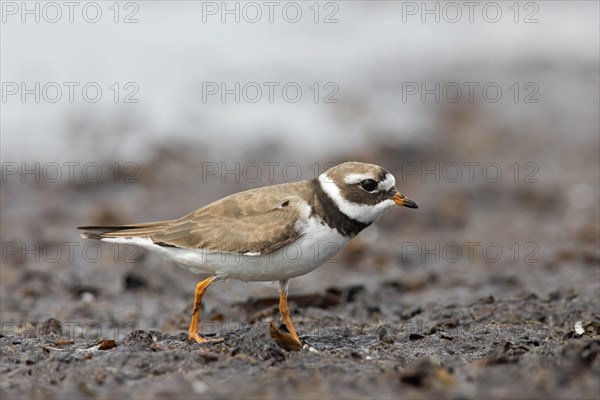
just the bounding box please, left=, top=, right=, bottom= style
left=101, top=216, right=351, bottom=282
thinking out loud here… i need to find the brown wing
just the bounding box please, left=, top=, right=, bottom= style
left=78, top=180, right=313, bottom=255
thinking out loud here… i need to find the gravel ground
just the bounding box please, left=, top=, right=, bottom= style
left=1, top=275, right=598, bottom=399
left=1, top=132, right=599, bottom=399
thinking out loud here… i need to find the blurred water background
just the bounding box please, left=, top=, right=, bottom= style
left=2, top=1, right=598, bottom=163
left=1, top=0, right=598, bottom=332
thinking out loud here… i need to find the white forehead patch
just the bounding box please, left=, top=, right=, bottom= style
left=378, top=173, right=396, bottom=192
left=319, top=173, right=396, bottom=224
left=344, top=173, right=373, bottom=185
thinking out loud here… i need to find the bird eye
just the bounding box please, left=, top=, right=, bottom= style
left=360, top=179, right=378, bottom=192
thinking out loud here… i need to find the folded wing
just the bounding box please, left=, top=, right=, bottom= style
left=79, top=182, right=311, bottom=255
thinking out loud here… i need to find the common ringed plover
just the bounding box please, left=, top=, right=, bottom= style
left=79, top=161, right=418, bottom=350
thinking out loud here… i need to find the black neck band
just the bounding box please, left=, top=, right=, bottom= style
left=311, top=179, right=370, bottom=237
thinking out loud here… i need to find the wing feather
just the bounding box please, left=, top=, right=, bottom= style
left=78, top=181, right=312, bottom=255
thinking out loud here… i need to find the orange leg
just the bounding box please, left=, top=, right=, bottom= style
left=188, top=276, right=220, bottom=343
left=270, top=280, right=302, bottom=351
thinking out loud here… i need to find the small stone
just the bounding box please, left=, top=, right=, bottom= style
left=41, top=318, right=62, bottom=336
left=574, top=321, right=585, bottom=336
left=81, top=292, right=96, bottom=303
left=98, top=339, right=117, bottom=350
left=198, top=351, right=219, bottom=364
left=54, top=337, right=73, bottom=347
left=377, top=325, right=395, bottom=344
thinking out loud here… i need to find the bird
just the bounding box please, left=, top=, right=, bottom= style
left=78, top=161, right=418, bottom=351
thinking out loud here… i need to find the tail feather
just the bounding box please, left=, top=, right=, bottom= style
left=77, top=220, right=172, bottom=240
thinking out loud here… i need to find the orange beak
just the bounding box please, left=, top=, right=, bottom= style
left=392, top=191, right=418, bottom=209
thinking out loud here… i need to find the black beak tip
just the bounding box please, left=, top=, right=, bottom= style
left=404, top=199, right=419, bottom=209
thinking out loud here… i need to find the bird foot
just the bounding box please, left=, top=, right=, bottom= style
left=188, top=333, right=225, bottom=345
left=269, top=322, right=302, bottom=351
